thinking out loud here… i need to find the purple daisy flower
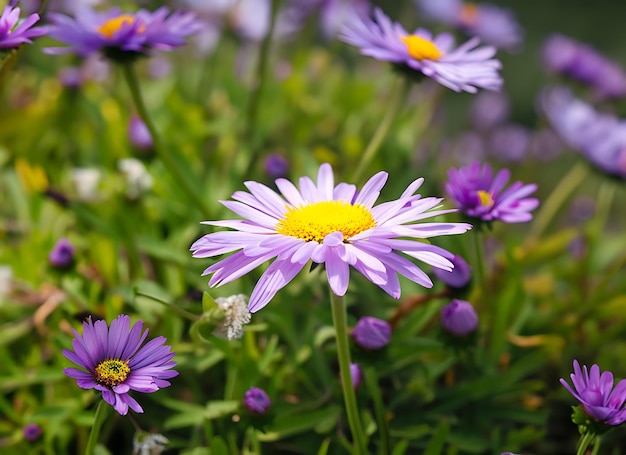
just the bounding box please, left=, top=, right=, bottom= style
left=416, top=0, right=523, bottom=51
left=541, top=87, right=626, bottom=179
left=44, top=6, right=203, bottom=60
left=0, top=5, right=46, bottom=49
left=445, top=161, right=538, bottom=223
left=339, top=7, right=502, bottom=93
left=63, top=315, right=178, bottom=416
left=191, top=163, right=472, bottom=313
left=560, top=360, right=626, bottom=425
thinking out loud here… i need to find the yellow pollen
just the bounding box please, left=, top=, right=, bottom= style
left=95, top=359, right=130, bottom=387
left=477, top=190, right=494, bottom=207
left=460, top=3, right=479, bottom=26
left=275, top=201, right=376, bottom=243
left=400, top=35, right=443, bottom=61
left=98, top=15, right=142, bottom=38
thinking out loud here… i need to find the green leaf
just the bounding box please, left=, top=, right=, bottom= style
left=257, top=406, right=341, bottom=441
left=424, top=420, right=450, bottom=455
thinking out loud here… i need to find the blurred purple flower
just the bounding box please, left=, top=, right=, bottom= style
left=63, top=315, right=178, bottom=415
left=541, top=87, right=626, bottom=179
left=488, top=123, right=531, bottom=163
left=58, top=66, right=83, bottom=89
left=445, top=161, right=539, bottom=223
left=22, top=423, right=42, bottom=441
left=416, top=0, right=523, bottom=51
left=339, top=7, right=502, bottom=93
left=49, top=237, right=75, bottom=269
left=263, top=154, right=289, bottom=179
left=560, top=360, right=626, bottom=425
left=128, top=116, right=154, bottom=150
left=470, top=91, right=510, bottom=131
left=244, top=387, right=271, bottom=413
left=352, top=316, right=391, bottom=350
left=529, top=128, right=564, bottom=162
left=441, top=299, right=478, bottom=336
left=44, top=7, right=203, bottom=61
left=350, top=362, right=362, bottom=389
left=542, top=34, right=626, bottom=99
left=432, top=254, right=471, bottom=289
left=0, top=5, right=46, bottom=48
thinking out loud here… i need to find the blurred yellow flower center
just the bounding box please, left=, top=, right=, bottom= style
left=276, top=201, right=376, bottom=243
left=95, top=359, right=130, bottom=387
left=477, top=190, right=494, bottom=207
left=460, top=3, right=479, bottom=26
left=98, top=15, right=141, bottom=38
left=400, top=35, right=443, bottom=61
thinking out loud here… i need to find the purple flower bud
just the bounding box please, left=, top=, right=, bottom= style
left=23, top=423, right=42, bottom=441
left=48, top=238, right=74, bottom=269
left=128, top=116, right=154, bottom=150
left=432, top=255, right=472, bottom=289
left=352, top=316, right=391, bottom=350
left=243, top=387, right=271, bottom=414
left=58, top=66, right=82, bottom=89
left=441, top=299, right=478, bottom=336
left=264, top=154, right=289, bottom=179
left=350, top=363, right=362, bottom=390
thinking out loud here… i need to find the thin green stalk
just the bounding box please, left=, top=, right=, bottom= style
left=590, top=435, right=602, bottom=455
left=363, top=367, right=390, bottom=455
left=133, top=289, right=200, bottom=321
left=351, top=77, right=411, bottom=184
left=121, top=63, right=212, bottom=217
left=576, top=431, right=595, bottom=455
left=471, top=229, right=487, bottom=304
left=528, top=160, right=588, bottom=241
left=330, top=291, right=368, bottom=454
left=242, top=0, right=280, bottom=179
left=85, top=401, right=109, bottom=455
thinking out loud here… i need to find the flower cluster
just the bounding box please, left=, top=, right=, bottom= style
left=191, top=163, right=471, bottom=313
left=339, top=7, right=502, bottom=93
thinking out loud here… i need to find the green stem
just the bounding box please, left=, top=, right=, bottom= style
left=471, top=229, right=487, bottom=304
left=590, top=435, right=602, bottom=455
left=351, top=77, right=411, bottom=184
left=329, top=291, right=368, bottom=454
left=363, top=367, right=390, bottom=455
left=528, top=160, right=588, bottom=241
left=242, top=0, right=280, bottom=179
left=121, top=63, right=212, bottom=217
left=576, top=431, right=595, bottom=455
left=133, top=289, right=200, bottom=321
left=85, top=401, right=109, bottom=455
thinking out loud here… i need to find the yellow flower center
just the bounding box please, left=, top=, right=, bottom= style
left=275, top=201, right=376, bottom=243
left=400, top=35, right=443, bottom=61
left=477, top=190, right=494, bottom=208
left=98, top=15, right=142, bottom=38
left=95, top=359, right=130, bottom=387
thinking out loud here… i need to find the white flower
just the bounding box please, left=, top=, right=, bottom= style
left=133, top=433, right=169, bottom=455
left=214, top=294, right=252, bottom=340
left=71, top=167, right=101, bottom=201
left=118, top=158, right=153, bottom=198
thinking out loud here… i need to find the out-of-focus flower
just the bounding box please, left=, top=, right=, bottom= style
left=118, top=158, right=153, bottom=198
left=339, top=7, right=502, bottom=93
left=133, top=432, right=169, bottom=455
left=541, top=87, right=626, bottom=179
left=0, top=5, right=46, bottom=49
left=49, top=238, right=75, bottom=269
left=542, top=34, right=626, bottom=99
left=529, top=128, right=564, bottom=162
left=63, top=315, right=178, bottom=415
left=432, top=254, right=471, bottom=289
left=560, top=360, right=626, bottom=425
left=445, top=161, right=539, bottom=223
left=128, top=116, right=154, bottom=150
left=243, top=387, right=271, bottom=414
left=350, top=362, right=362, bottom=389
left=22, top=423, right=42, bottom=441
left=470, top=91, right=510, bottom=131
left=441, top=299, right=478, bottom=336
left=191, top=163, right=471, bottom=313
left=213, top=294, right=252, bottom=340
left=0, top=265, right=12, bottom=298
left=488, top=124, right=531, bottom=163
left=147, top=55, right=172, bottom=79
left=416, top=0, right=522, bottom=51
left=228, top=0, right=301, bottom=42
left=14, top=158, right=48, bottom=194
left=58, top=66, right=83, bottom=89
left=71, top=167, right=101, bottom=201
left=44, top=7, right=203, bottom=62
left=445, top=132, right=487, bottom=166
left=263, top=154, right=289, bottom=179
left=569, top=196, right=596, bottom=223
left=352, top=316, right=391, bottom=350
left=292, top=0, right=370, bottom=39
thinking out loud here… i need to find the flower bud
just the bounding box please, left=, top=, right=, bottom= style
left=244, top=387, right=271, bottom=414
left=433, top=254, right=472, bottom=289
left=441, top=299, right=478, bottom=336
left=49, top=238, right=75, bottom=269
left=352, top=316, right=391, bottom=350
left=264, top=154, right=289, bottom=179
left=350, top=363, right=362, bottom=390
left=128, top=116, right=154, bottom=150
left=23, top=423, right=42, bottom=441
